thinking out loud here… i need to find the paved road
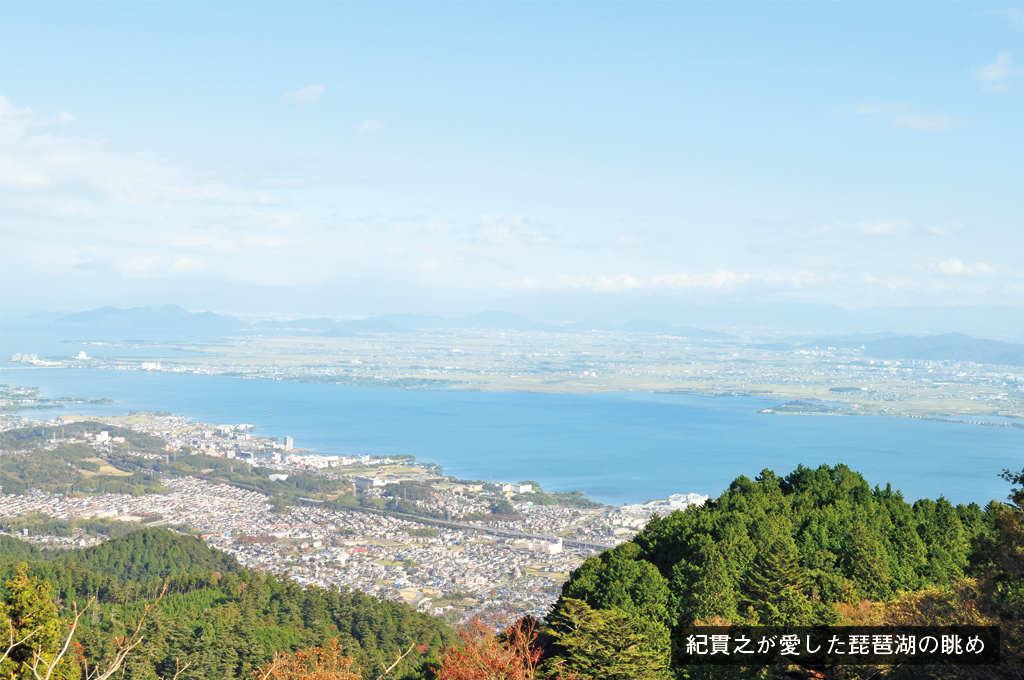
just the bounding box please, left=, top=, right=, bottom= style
left=352, top=506, right=612, bottom=553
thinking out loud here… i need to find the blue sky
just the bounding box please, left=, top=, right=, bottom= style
left=1, top=2, right=1022, bottom=316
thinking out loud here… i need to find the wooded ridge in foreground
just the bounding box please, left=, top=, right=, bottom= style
left=1, top=463, right=1021, bottom=679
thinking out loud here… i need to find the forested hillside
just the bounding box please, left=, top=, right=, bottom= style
left=0, top=530, right=454, bottom=680
left=0, top=440, right=169, bottom=496
left=549, top=463, right=1024, bottom=678
left=0, top=528, right=240, bottom=582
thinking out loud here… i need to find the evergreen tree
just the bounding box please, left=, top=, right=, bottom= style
left=545, top=598, right=670, bottom=680
left=680, top=547, right=739, bottom=624
left=743, top=538, right=816, bottom=626
left=557, top=542, right=672, bottom=627
left=0, top=564, right=79, bottom=680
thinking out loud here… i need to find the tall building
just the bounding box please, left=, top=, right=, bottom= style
left=284, top=436, right=294, bottom=451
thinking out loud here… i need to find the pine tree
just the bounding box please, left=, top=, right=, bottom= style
left=743, top=539, right=816, bottom=625
left=0, top=564, right=79, bottom=680
left=745, top=538, right=808, bottom=601
left=546, top=598, right=670, bottom=680
left=686, top=548, right=739, bottom=625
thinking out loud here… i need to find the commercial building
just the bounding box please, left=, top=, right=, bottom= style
left=354, top=476, right=386, bottom=489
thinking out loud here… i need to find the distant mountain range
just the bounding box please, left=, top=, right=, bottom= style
left=51, top=305, right=733, bottom=338
left=796, top=332, right=1024, bottom=367
left=48, top=307, right=1024, bottom=365
left=57, top=304, right=249, bottom=331
left=257, top=311, right=734, bottom=338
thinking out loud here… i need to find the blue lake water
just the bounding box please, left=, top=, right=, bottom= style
left=1, top=368, right=1021, bottom=506
left=0, top=318, right=217, bottom=360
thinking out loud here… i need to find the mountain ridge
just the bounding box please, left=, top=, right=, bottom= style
left=797, top=331, right=1024, bottom=366
left=57, top=304, right=249, bottom=331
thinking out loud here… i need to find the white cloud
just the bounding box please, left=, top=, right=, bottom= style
left=0, top=96, right=239, bottom=204
left=3, top=93, right=1018, bottom=308
left=474, top=214, right=547, bottom=247
left=975, top=53, right=1023, bottom=92
left=0, top=97, right=74, bottom=188
left=0, top=97, right=348, bottom=288
left=282, top=84, right=325, bottom=106
left=813, top=219, right=914, bottom=237
left=987, top=8, right=1024, bottom=33
left=356, top=119, right=384, bottom=134
left=419, top=255, right=449, bottom=273
left=759, top=270, right=822, bottom=287
left=804, top=219, right=958, bottom=239
left=501, top=277, right=539, bottom=291
left=855, top=102, right=967, bottom=131
left=935, top=259, right=995, bottom=276
left=169, top=256, right=207, bottom=273
left=550, top=269, right=754, bottom=293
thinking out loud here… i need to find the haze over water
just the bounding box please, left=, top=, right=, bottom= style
left=6, top=368, right=1020, bottom=507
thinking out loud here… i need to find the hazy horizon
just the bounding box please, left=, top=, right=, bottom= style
left=2, top=2, right=1022, bottom=318
left=4, top=298, right=1024, bottom=342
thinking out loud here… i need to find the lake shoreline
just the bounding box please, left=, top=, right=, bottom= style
left=1, top=367, right=1021, bottom=507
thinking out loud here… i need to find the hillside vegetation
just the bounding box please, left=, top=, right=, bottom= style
left=0, top=423, right=168, bottom=495
left=0, top=529, right=453, bottom=680
left=549, top=463, right=1024, bottom=678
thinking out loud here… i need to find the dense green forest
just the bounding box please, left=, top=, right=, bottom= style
left=0, top=530, right=454, bottom=680
left=551, top=463, right=1024, bottom=678
left=0, top=529, right=239, bottom=584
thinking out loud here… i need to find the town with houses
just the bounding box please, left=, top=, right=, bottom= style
left=0, top=406, right=708, bottom=625
left=8, top=325, right=1024, bottom=426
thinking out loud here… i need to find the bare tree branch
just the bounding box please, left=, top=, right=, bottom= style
left=30, top=596, right=95, bottom=680
left=159, top=657, right=192, bottom=680
left=83, top=583, right=168, bottom=680
left=0, top=619, right=43, bottom=667
left=376, top=642, right=415, bottom=680
left=254, top=658, right=282, bottom=680
left=16, top=581, right=169, bottom=680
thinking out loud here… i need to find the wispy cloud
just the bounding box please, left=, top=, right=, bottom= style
left=975, top=53, right=1023, bottom=92
left=987, top=7, right=1024, bottom=33
left=0, top=96, right=233, bottom=204
left=282, top=84, right=325, bottom=106
left=0, top=97, right=75, bottom=188
left=935, top=259, right=995, bottom=276
left=474, top=214, right=547, bottom=247
left=801, top=219, right=959, bottom=239
left=356, top=119, right=384, bottom=134
left=0, top=97, right=342, bottom=288
left=855, top=102, right=967, bottom=131
left=500, top=276, right=539, bottom=291
left=550, top=269, right=754, bottom=293
left=814, top=219, right=914, bottom=237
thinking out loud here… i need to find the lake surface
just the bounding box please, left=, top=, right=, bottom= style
left=2, top=367, right=1021, bottom=506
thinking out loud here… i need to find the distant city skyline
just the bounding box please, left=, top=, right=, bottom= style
left=1, top=2, right=1022, bottom=314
